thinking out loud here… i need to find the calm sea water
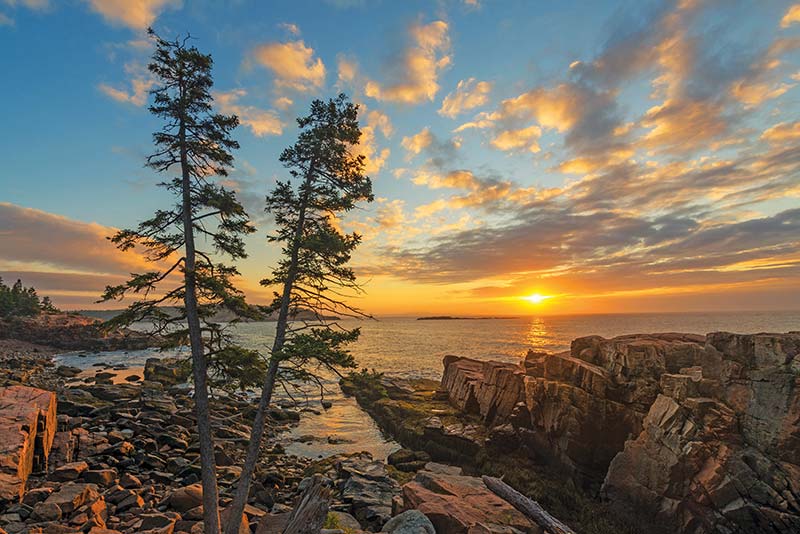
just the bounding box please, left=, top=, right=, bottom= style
left=55, top=311, right=800, bottom=459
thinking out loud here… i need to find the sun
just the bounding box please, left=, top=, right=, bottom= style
left=523, top=293, right=551, bottom=305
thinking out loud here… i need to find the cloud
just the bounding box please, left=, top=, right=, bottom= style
left=98, top=78, right=152, bottom=106
left=352, top=106, right=392, bottom=174
left=214, top=89, right=283, bottom=137
left=279, top=22, right=300, bottom=36
left=84, top=0, right=181, bottom=29
left=365, top=20, right=451, bottom=104
left=781, top=4, right=800, bottom=28
left=98, top=61, right=154, bottom=107
left=252, top=40, right=326, bottom=92
left=272, top=96, right=293, bottom=110
left=401, top=127, right=434, bottom=157
left=0, top=203, right=152, bottom=276
left=336, top=56, right=360, bottom=87
left=439, top=78, right=492, bottom=118
left=490, top=125, right=541, bottom=153
left=761, top=121, right=800, bottom=143
left=0, top=12, right=12, bottom=25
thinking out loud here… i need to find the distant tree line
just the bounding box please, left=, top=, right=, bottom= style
left=0, top=277, right=58, bottom=318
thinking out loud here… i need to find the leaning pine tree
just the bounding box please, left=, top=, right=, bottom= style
left=100, top=30, right=256, bottom=534
left=225, top=94, right=374, bottom=534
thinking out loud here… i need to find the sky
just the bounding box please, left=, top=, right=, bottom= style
left=1, top=0, right=799, bottom=316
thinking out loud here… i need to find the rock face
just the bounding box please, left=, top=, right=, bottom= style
left=603, top=332, right=800, bottom=534
left=443, top=333, right=708, bottom=485
left=401, top=465, right=538, bottom=533
left=0, top=385, right=57, bottom=501
left=441, top=331, right=800, bottom=534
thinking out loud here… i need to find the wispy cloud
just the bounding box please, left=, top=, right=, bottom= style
left=214, top=89, right=283, bottom=137
left=439, top=78, right=492, bottom=118
left=365, top=20, right=451, bottom=104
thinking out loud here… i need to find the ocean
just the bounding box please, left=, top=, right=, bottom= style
left=54, top=311, right=800, bottom=460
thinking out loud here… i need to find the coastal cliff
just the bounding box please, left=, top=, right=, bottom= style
left=441, top=331, right=800, bottom=534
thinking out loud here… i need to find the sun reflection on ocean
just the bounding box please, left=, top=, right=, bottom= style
left=525, top=317, right=549, bottom=349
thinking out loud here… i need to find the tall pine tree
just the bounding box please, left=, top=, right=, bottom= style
left=226, top=94, right=374, bottom=534
left=101, top=30, right=255, bottom=534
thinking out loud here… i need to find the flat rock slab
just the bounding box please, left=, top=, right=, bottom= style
left=0, top=385, right=57, bottom=501
left=402, top=468, right=535, bottom=534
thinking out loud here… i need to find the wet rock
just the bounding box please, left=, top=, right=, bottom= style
left=56, top=366, right=82, bottom=378
left=380, top=510, right=435, bottom=534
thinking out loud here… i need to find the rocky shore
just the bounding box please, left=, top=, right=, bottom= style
left=0, top=317, right=544, bottom=534
left=341, top=331, right=800, bottom=534
left=0, top=314, right=155, bottom=353
left=1, top=324, right=797, bottom=534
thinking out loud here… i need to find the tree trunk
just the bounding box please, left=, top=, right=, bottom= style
left=181, top=120, right=221, bottom=534
left=225, top=167, right=315, bottom=534
left=482, top=476, right=576, bottom=534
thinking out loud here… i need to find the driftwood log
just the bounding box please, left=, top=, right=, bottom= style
left=283, top=474, right=332, bottom=534
left=482, top=475, right=577, bottom=534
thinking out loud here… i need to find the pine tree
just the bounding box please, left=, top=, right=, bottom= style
left=100, top=29, right=255, bottom=534
left=226, top=94, right=373, bottom=534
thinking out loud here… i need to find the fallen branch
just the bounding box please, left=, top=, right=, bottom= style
left=482, top=475, right=577, bottom=534
left=283, top=474, right=332, bottom=534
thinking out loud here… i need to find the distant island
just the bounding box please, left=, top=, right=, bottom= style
left=416, top=316, right=518, bottom=321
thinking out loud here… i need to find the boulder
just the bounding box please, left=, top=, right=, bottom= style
left=144, top=358, right=190, bottom=386
left=166, top=483, right=203, bottom=513
left=53, top=461, right=89, bottom=481
left=0, top=385, right=57, bottom=501
left=381, top=510, right=435, bottom=534
left=31, top=501, right=62, bottom=522
left=43, top=482, right=100, bottom=515
left=401, top=467, right=536, bottom=534
left=337, top=453, right=401, bottom=530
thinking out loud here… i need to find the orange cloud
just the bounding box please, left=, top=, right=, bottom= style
left=252, top=40, right=326, bottom=92
left=781, top=4, right=800, bottom=28
left=214, top=89, right=283, bottom=137
left=401, top=127, right=434, bottom=158
left=98, top=62, right=153, bottom=107
left=0, top=203, right=153, bottom=276
left=490, top=125, right=541, bottom=153
left=351, top=106, right=392, bottom=174
left=365, top=20, right=451, bottom=104
left=761, top=121, right=800, bottom=143
left=439, top=78, right=492, bottom=118
left=84, top=0, right=181, bottom=29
